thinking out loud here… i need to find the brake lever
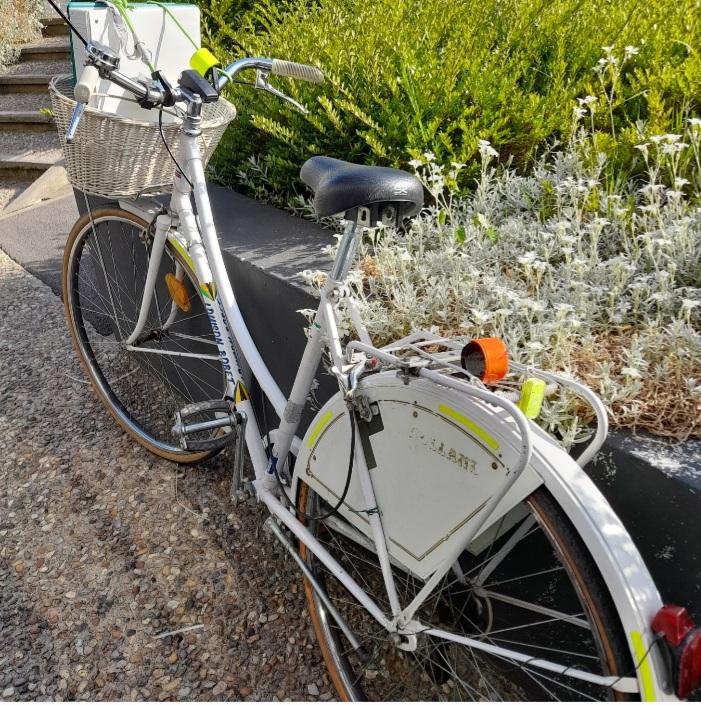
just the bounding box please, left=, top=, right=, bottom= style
left=65, top=103, right=86, bottom=144
left=255, top=69, right=308, bottom=115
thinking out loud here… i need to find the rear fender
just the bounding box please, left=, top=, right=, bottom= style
left=291, top=371, right=673, bottom=700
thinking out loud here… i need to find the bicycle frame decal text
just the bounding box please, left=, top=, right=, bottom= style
left=204, top=299, right=242, bottom=385
left=409, top=427, right=478, bottom=475
left=216, top=295, right=244, bottom=379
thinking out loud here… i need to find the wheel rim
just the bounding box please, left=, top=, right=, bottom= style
left=299, top=484, right=629, bottom=702
left=66, top=212, right=227, bottom=457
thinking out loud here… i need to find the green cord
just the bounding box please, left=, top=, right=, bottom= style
left=146, top=1, right=199, bottom=52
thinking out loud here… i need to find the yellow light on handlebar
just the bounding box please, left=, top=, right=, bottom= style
left=190, top=48, right=220, bottom=77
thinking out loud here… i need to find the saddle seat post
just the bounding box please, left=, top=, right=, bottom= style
left=330, top=221, right=364, bottom=284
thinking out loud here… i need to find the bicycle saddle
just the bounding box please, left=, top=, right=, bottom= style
left=300, top=156, right=424, bottom=227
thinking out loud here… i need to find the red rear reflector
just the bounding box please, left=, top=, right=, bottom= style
left=652, top=605, right=701, bottom=699
left=678, top=629, right=701, bottom=700
left=652, top=605, right=695, bottom=647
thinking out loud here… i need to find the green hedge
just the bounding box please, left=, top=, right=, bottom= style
left=203, top=0, right=701, bottom=200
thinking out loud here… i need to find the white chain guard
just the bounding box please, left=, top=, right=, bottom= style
left=295, top=371, right=555, bottom=580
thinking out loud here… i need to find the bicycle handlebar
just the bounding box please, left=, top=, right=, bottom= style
left=64, top=43, right=324, bottom=142
left=271, top=59, right=324, bottom=84
left=98, top=55, right=324, bottom=107
left=213, top=57, right=324, bottom=92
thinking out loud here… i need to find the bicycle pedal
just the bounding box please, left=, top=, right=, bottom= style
left=172, top=400, right=245, bottom=452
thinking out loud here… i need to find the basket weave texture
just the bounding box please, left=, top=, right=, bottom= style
left=50, top=75, right=236, bottom=199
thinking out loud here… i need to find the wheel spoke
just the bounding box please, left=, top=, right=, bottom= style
left=298, top=483, right=632, bottom=701
left=66, top=210, right=227, bottom=459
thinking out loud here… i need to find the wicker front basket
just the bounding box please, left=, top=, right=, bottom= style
left=50, top=75, right=236, bottom=199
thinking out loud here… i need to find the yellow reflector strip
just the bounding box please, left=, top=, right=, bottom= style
left=438, top=404, right=499, bottom=450
left=170, top=239, right=194, bottom=270
left=631, top=631, right=655, bottom=701
left=518, top=378, right=546, bottom=419
left=307, top=411, right=333, bottom=448
left=165, top=273, right=191, bottom=312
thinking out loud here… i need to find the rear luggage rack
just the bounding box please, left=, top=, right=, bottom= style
left=346, top=329, right=609, bottom=468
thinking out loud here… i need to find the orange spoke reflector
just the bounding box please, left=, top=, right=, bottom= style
left=165, top=273, right=191, bottom=312
left=460, top=338, right=509, bottom=383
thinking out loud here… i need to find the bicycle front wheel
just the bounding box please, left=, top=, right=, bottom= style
left=298, top=483, right=635, bottom=701
left=63, top=207, right=227, bottom=463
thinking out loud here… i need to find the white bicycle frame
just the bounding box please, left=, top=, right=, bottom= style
left=115, top=124, right=676, bottom=700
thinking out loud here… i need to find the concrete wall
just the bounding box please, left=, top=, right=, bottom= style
left=76, top=186, right=701, bottom=626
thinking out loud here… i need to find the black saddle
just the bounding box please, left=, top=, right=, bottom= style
left=300, top=156, right=423, bottom=227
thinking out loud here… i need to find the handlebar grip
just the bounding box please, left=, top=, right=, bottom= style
left=271, top=59, right=324, bottom=84
left=74, top=65, right=99, bottom=104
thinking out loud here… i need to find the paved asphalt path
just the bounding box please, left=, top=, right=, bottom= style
left=0, top=193, right=78, bottom=296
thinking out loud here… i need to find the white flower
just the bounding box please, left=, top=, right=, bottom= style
left=422, top=151, right=436, bottom=161
left=475, top=212, right=490, bottom=228
left=477, top=140, right=499, bottom=158
left=518, top=252, right=538, bottom=265
left=555, top=303, right=575, bottom=314
left=661, top=142, right=688, bottom=155
left=624, top=45, right=639, bottom=56
left=408, top=159, right=423, bottom=169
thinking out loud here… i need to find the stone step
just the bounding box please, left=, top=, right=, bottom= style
left=0, top=131, right=62, bottom=179
left=0, top=59, right=70, bottom=94
left=2, top=58, right=70, bottom=77
left=0, top=76, right=56, bottom=94
left=0, top=93, right=53, bottom=113
left=0, top=112, right=55, bottom=133
left=41, top=18, right=69, bottom=38
left=20, top=39, right=71, bottom=63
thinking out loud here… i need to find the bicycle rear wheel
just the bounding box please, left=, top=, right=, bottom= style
left=297, top=483, right=636, bottom=701
left=63, top=207, right=227, bottom=463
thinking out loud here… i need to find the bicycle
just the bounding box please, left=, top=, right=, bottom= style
left=55, top=25, right=701, bottom=703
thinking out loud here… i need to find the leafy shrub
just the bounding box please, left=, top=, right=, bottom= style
left=197, top=0, right=281, bottom=50
left=205, top=0, right=701, bottom=201
left=303, top=125, right=701, bottom=443
left=0, top=0, right=42, bottom=72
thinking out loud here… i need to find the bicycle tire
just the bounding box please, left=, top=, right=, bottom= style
left=297, top=482, right=636, bottom=701
left=63, top=206, right=227, bottom=463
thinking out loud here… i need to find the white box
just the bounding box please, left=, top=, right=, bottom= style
left=68, top=2, right=201, bottom=122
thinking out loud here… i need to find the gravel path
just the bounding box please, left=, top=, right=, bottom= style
left=0, top=249, right=334, bottom=701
